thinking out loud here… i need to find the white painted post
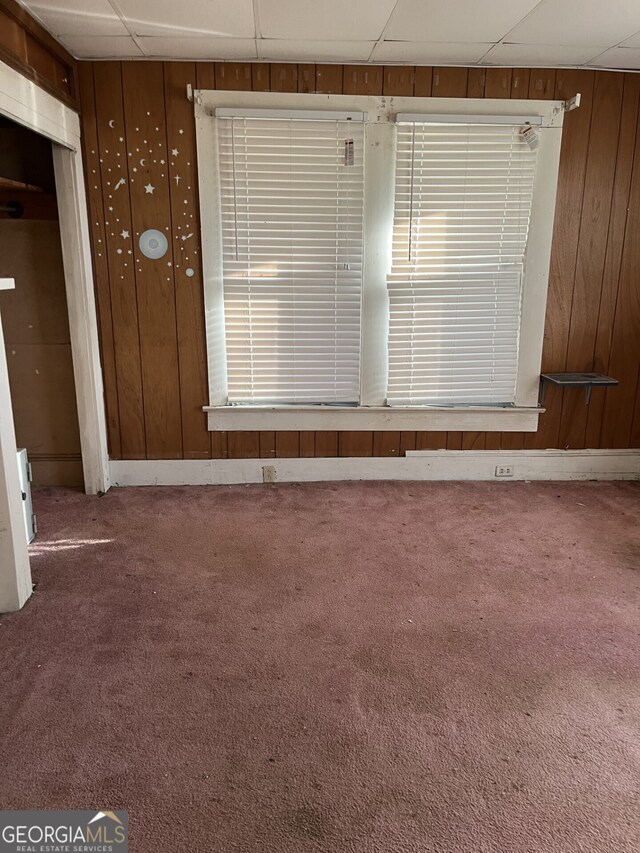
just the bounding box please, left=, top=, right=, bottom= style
left=52, top=146, right=110, bottom=495
left=0, top=279, right=32, bottom=612
left=359, top=120, right=395, bottom=406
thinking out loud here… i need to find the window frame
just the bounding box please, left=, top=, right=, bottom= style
left=195, top=90, right=566, bottom=433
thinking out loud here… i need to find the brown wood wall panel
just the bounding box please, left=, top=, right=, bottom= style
left=432, top=66, right=468, bottom=97
left=559, top=72, right=624, bottom=449
left=343, top=65, right=383, bottom=95
left=299, top=432, right=315, bottom=458
left=484, top=68, right=512, bottom=98
left=163, top=62, right=211, bottom=459
left=383, top=66, right=414, bottom=96
left=587, top=74, right=640, bottom=449
left=0, top=0, right=78, bottom=108
left=600, top=89, right=640, bottom=448
left=83, top=62, right=640, bottom=460
left=511, top=69, right=531, bottom=97
left=78, top=63, right=122, bottom=459
left=414, top=67, right=433, bottom=97
left=466, top=68, right=486, bottom=98
left=315, top=64, right=343, bottom=94
left=121, top=62, right=183, bottom=459
left=526, top=70, right=595, bottom=451
left=271, top=63, right=297, bottom=92
left=92, top=61, right=146, bottom=459
left=297, top=64, right=315, bottom=93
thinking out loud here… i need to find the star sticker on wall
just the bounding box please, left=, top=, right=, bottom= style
left=120, top=230, right=130, bottom=239
left=171, top=148, right=179, bottom=157
left=144, top=183, right=155, bottom=194
left=178, top=129, right=184, bottom=134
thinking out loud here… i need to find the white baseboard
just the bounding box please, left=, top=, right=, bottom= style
left=109, top=449, right=640, bottom=487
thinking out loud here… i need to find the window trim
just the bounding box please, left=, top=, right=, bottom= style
left=195, top=91, right=566, bottom=432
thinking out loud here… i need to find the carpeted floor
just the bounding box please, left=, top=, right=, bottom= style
left=0, top=481, right=639, bottom=852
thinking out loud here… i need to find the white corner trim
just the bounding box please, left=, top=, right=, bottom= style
left=52, top=147, right=110, bottom=495
left=0, top=312, right=32, bottom=612
left=0, top=60, right=80, bottom=149
left=205, top=405, right=541, bottom=432
left=109, top=450, right=640, bottom=487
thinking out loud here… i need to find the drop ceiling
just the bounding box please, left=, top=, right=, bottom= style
left=18, top=0, right=640, bottom=69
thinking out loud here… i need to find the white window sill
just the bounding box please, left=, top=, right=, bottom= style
left=204, top=405, right=542, bottom=432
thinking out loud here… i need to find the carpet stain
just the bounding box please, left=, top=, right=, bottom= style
left=287, top=804, right=333, bottom=840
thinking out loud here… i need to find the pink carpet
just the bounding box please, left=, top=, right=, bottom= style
left=1, top=481, right=639, bottom=852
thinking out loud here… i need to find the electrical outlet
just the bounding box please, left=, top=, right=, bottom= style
left=495, top=465, right=514, bottom=478
left=262, top=465, right=276, bottom=483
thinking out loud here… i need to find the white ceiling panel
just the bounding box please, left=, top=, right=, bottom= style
left=139, top=36, right=257, bottom=59
left=56, top=34, right=144, bottom=57
left=484, top=42, right=606, bottom=65
left=505, top=0, right=640, bottom=47
left=15, top=0, right=640, bottom=68
left=587, top=46, right=640, bottom=67
left=620, top=30, right=640, bottom=48
left=117, top=0, right=255, bottom=38
left=259, top=40, right=375, bottom=62
left=258, top=0, right=396, bottom=41
left=385, top=0, right=540, bottom=43
left=372, top=41, right=492, bottom=64
left=28, top=0, right=127, bottom=35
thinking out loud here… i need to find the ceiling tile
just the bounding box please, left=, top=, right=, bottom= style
left=26, top=0, right=127, bottom=36
left=587, top=46, right=640, bottom=68
left=56, top=34, right=144, bottom=58
left=385, top=0, right=539, bottom=43
left=258, top=0, right=396, bottom=41
left=483, top=42, right=606, bottom=65
left=139, top=36, right=257, bottom=59
left=372, top=41, right=492, bottom=63
left=505, top=0, right=640, bottom=47
left=116, top=0, right=255, bottom=37
left=620, top=30, right=640, bottom=48
left=258, top=39, right=375, bottom=61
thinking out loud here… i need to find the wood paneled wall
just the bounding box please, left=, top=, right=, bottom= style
left=0, top=0, right=78, bottom=109
left=79, top=61, right=640, bottom=460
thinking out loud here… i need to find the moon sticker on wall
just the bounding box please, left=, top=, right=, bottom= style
left=139, top=229, right=168, bottom=260
left=140, top=158, right=146, bottom=166
left=108, top=119, right=115, bottom=128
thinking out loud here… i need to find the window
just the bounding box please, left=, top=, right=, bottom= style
left=196, top=94, right=566, bottom=432
left=387, top=120, right=538, bottom=406
left=217, top=114, right=364, bottom=404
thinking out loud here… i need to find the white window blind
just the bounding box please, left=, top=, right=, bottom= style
left=217, top=116, right=365, bottom=404
left=387, top=122, right=539, bottom=406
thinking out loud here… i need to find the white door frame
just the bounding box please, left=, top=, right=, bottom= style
left=0, top=278, right=32, bottom=612
left=0, top=60, right=110, bottom=496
